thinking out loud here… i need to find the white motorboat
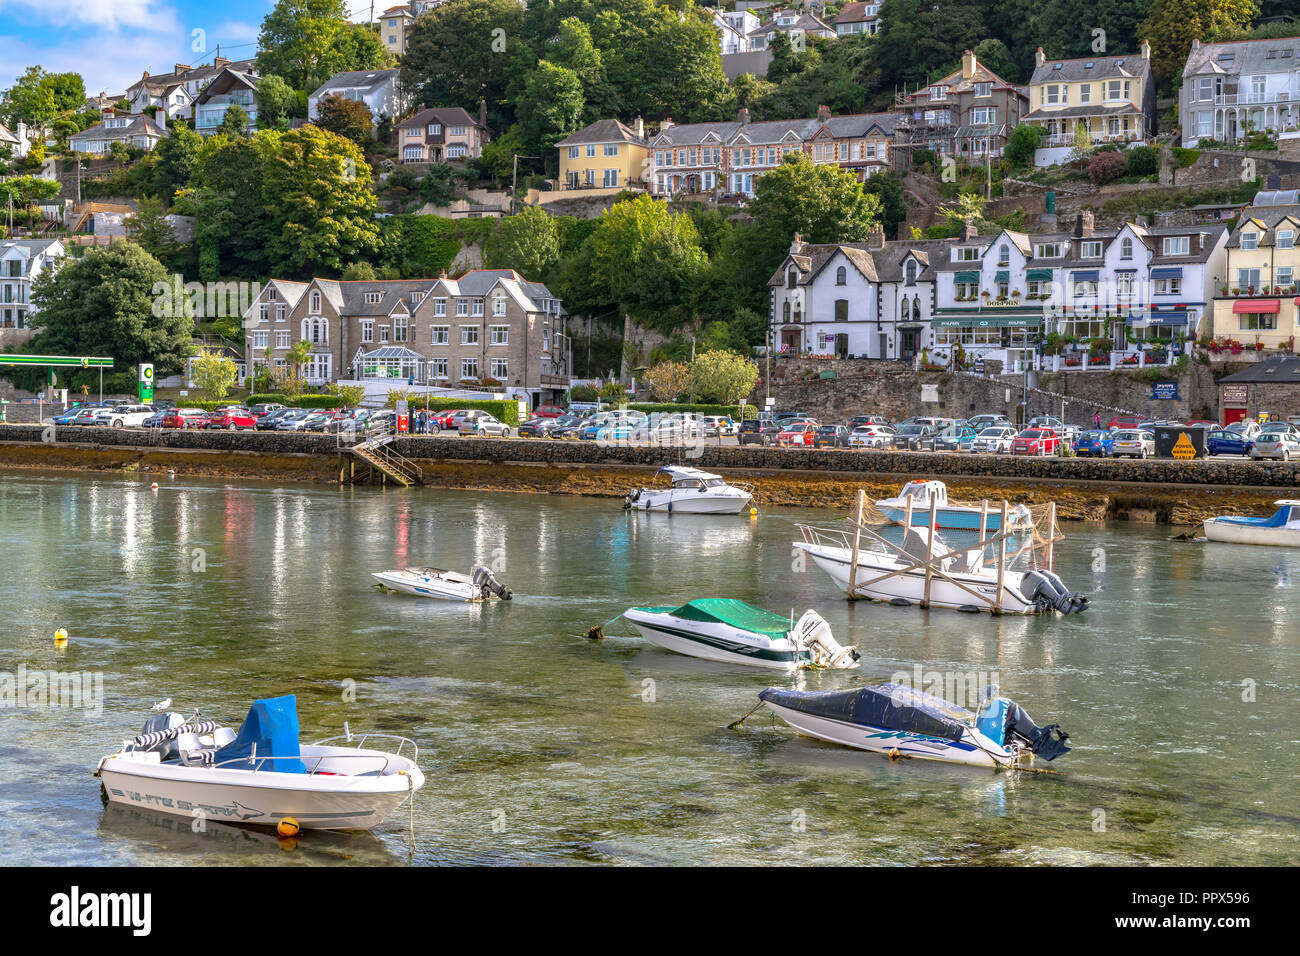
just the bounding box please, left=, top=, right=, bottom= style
left=95, top=696, right=424, bottom=831
left=372, top=565, right=512, bottom=601
left=624, top=465, right=754, bottom=514
left=621, top=598, right=859, bottom=669
left=758, top=682, right=1071, bottom=769
left=794, top=523, right=1088, bottom=615
left=1203, top=500, right=1300, bottom=546
left=875, top=480, right=1032, bottom=532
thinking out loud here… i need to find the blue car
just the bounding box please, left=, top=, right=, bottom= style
left=52, top=404, right=100, bottom=425
left=1073, top=429, right=1115, bottom=457
left=595, top=422, right=636, bottom=442
left=1207, top=429, right=1255, bottom=457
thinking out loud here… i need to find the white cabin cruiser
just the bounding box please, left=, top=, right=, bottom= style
left=758, top=682, right=1071, bottom=769
left=794, top=523, right=1087, bottom=615
left=1203, top=500, right=1300, bottom=546
left=624, top=465, right=753, bottom=514
left=875, top=480, right=1031, bottom=532
left=372, top=565, right=512, bottom=601
left=95, top=696, right=424, bottom=830
left=621, top=599, right=859, bottom=669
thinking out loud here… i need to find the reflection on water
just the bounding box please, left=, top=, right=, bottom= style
left=0, top=470, right=1298, bottom=866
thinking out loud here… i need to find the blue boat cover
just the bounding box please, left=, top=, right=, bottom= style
left=213, top=695, right=307, bottom=773
left=1216, top=506, right=1291, bottom=527
left=759, top=683, right=971, bottom=742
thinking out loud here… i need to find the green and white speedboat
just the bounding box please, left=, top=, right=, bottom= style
left=621, top=599, right=859, bottom=669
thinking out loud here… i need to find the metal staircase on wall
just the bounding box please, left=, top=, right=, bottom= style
left=338, top=425, right=424, bottom=487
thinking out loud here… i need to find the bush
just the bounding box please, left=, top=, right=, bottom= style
left=628, top=402, right=759, bottom=419
left=1005, top=124, right=1045, bottom=168
left=1126, top=145, right=1159, bottom=177
left=388, top=395, right=523, bottom=424
left=912, top=148, right=937, bottom=171
left=1171, top=147, right=1199, bottom=168
left=1088, top=151, right=1128, bottom=186
left=246, top=393, right=343, bottom=409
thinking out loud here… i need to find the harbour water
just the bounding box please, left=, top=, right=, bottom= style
left=1, top=469, right=1297, bottom=865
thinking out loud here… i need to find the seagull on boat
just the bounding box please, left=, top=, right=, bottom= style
left=151, top=698, right=172, bottom=712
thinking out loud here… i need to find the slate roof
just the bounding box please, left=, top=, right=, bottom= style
left=397, top=107, right=483, bottom=130
left=556, top=119, right=645, bottom=147
left=836, top=2, right=877, bottom=24
left=1183, top=36, right=1300, bottom=79
left=70, top=113, right=169, bottom=143
left=1030, top=52, right=1150, bottom=85
left=311, top=70, right=401, bottom=97
left=1218, top=355, right=1300, bottom=383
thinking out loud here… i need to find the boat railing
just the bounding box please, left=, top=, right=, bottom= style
left=312, top=732, right=419, bottom=766
left=209, top=733, right=419, bottom=776
left=796, top=523, right=884, bottom=553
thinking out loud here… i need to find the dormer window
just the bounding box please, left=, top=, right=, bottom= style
left=1241, top=231, right=1259, bottom=250
left=1081, top=240, right=1103, bottom=258
left=929, top=86, right=948, bottom=102
left=1121, top=237, right=1133, bottom=259
left=1279, top=229, right=1295, bottom=249
left=787, top=267, right=798, bottom=289
left=364, top=292, right=382, bottom=304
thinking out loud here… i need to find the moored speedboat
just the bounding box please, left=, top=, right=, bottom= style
left=758, top=682, right=1071, bottom=769
left=875, top=480, right=1031, bottom=531
left=372, top=565, right=512, bottom=601
left=622, top=599, right=859, bottom=669
left=95, top=696, right=424, bottom=830
left=1203, top=500, right=1300, bottom=546
left=624, top=466, right=754, bottom=514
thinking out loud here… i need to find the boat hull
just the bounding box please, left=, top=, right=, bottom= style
left=630, top=490, right=752, bottom=514
left=1203, top=520, right=1300, bottom=547
left=98, top=747, right=423, bottom=831
left=622, top=609, right=801, bottom=668
left=794, top=541, right=1037, bottom=614
left=372, top=570, right=476, bottom=601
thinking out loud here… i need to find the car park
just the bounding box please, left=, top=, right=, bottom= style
left=1111, top=429, right=1155, bottom=458
left=1011, top=428, right=1061, bottom=456
left=460, top=414, right=513, bottom=437
left=96, top=404, right=157, bottom=428
left=249, top=403, right=287, bottom=418
left=848, top=424, right=894, bottom=449
left=1206, top=429, right=1255, bottom=457
left=738, top=419, right=780, bottom=445
left=929, top=423, right=977, bottom=452
left=701, top=416, right=738, bottom=437
left=1072, top=429, right=1115, bottom=457
left=970, top=426, right=1018, bottom=454
left=255, top=408, right=296, bottom=430
left=272, top=409, right=315, bottom=431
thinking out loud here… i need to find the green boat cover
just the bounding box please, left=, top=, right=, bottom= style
left=638, top=599, right=792, bottom=638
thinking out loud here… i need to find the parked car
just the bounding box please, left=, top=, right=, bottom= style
left=1028, top=416, right=1078, bottom=441
left=849, top=415, right=891, bottom=429
left=518, top=415, right=563, bottom=438
left=203, top=407, right=258, bottom=430
left=428, top=409, right=466, bottom=430
left=1225, top=420, right=1263, bottom=441
left=142, top=409, right=168, bottom=428
left=1206, top=429, right=1256, bottom=457
left=532, top=405, right=565, bottom=419
left=738, top=419, right=780, bottom=445
left=1072, top=429, right=1115, bottom=457
left=460, top=414, right=514, bottom=437
left=1106, top=415, right=1144, bottom=432
left=52, top=404, right=100, bottom=425
left=162, top=407, right=209, bottom=429
left=929, top=423, right=977, bottom=452
left=969, top=426, right=1018, bottom=454
left=777, top=422, right=817, bottom=447
left=891, top=424, right=938, bottom=451
left=701, top=415, right=739, bottom=438
left=1011, top=428, right=1061, bottom=456
left=1250, top=425, right=1300, bottom=461
left=1111, top=429, right=1155, bottom=458
left=967, top=414, right=1012, bottom=432
left=95, top=404, right=157, bottom=428
left=272, top=409, right=316, bottom=431
left=813, top=424, right=851, bottom=448
left=848, top=424, right=895, bottom=449
left=249, top=403, right=287, bottom=418
left=68, top=406, right=108, bottom=425
left=255, top=407, right=296, bottom=430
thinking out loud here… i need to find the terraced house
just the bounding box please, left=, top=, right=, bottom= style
left=1023, top=42, right=1156, bottom=158
left=1179, top=36, right=1300, bottom=148
left=897, top=50, right=1027, bottom=162
left=1210, top=192, right=1300, bottom=350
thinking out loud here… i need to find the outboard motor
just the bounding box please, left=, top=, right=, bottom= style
left=1020, top=569, right=1089, bottom=615
left=131, top=711, right=185, bottom=761
left=472, top=566, right=513, bottom=601
left=623, top=488, right=640, bottom=510
left=1003, top=699, right=1071, bottom=761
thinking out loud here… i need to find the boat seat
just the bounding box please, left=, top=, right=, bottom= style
left=176, top=732, right=218, bottom=767
left=213, top=727, right=236, bottom=747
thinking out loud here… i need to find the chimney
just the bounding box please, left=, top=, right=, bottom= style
left=867, top=223, right=885, bottom=249
left=1034, top=48, right=1045, bottom=69
left=141, top=70, right=150, bottom=79
left=479, top=99, right=487, bottom=128
left=635, top=116, right=644, bottom=139
left=156, top=109, right=166, bottom=130
left=962, top=222, right=978, bottom=241
left=817, top=103, right=830, bottom=123
left=214, top=57, right=229, bottom=68
left=661, top=117, right=675, bottom=131
left=1075, top=210, right=1094, bottom=237
left=1141, top=38, right=1151, bottom=60
left=962, top=50, right=977, bottom=81
left=1190, top=39, right=1200, bottom=53
left=103, top=107, right=115, bottom=119
left=738, top=107, right=751, bottom=125
left=174, top=64, right=191, bottom=75
left=790, top=232, right=804, bottom=255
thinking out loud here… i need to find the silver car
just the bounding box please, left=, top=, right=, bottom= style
left=459, top=414, right=513, bottom=437
left=1112, top=429, right=1154, bottom=458
left=970, top=426, right=1018, bottom=453
left=1251, top=426, right=1300, bottom=461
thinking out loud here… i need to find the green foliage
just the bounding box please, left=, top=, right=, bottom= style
left=1126, top=145, right=1159, bottom=176
left=862, top=172, right=906, bottom=239
left=256, top=75, right=301, bottom=129
left=485, top=205, right=559, bottom=278
left=517, top=60, right=585, bottom=164
left=418, top=164, right=459, bottom=206
left=687, top=349, right=759, bottom=405
left=1139, top=0, right=1259, bottom=85
left=256, top=0, right=393, bottom=90
left=1171, top=147, right=1200, bottom=168
left=314, top=93, right=373, bottom=146
left=378, top=214, right=460, bottom=277
left=627, top=402, right=759, bottom=418
left=152, top=123, right=204, bottom=203
left=1005, top=124, right=1045, bottom=168
left=2, top=66, right=59, bottom=125
left=386, top=395, right=523, bottom=424
left=1088, top=150, right=1129, bottom=185
left=219, top=104, right=250, bottom=137
left=190, top=346, right=240, bottom=400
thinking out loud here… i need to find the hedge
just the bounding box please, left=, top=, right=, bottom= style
left=384, top=394, right=523, bottom=425
left=246, top=393, right=345, bottom=409
left=627, top=403, right=759, bottom=419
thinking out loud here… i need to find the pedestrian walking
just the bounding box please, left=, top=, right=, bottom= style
left=1093, top=410, right=1102, bottom=429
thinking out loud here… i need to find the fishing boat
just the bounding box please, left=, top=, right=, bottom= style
left=95, top=696, right=424, bottom=830
left=875, top=480, right=1031, bottom=531
left=1203, top=500, right=1300, bottom=546
left=372, top=565, right=512, bottom=601
left=758, top=682, right=1071, bottom=769
left=623, top=465, right=754, bottom=514
left=621, top=599, right=859, bottom=669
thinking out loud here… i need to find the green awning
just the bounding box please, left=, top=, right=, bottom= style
left=995, top=270, right=1010, bottom=282
left=932, top=315, right=1043, bottom=328
left=1026, top=268, right=1054, bottom=281
left=953, top=270, right=980, bottom=283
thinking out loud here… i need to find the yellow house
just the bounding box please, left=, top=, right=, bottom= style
left=1211, top=203, right=1300, bottom=350
left=555, top=119, right=649, bottom=192
left=1023, top=41, right=1155, bottom=148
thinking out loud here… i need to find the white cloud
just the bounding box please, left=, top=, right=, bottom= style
left=0, top=0, right=180, bottom=32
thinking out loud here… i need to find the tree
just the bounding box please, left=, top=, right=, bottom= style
left=45, top=72, right=86, bottom=113
left=863, top=172, right=907, bottom=240
left=936, top=192, right=989, bottom=231
left=0, top=174, right=60, bottom=211
left=689, top=349, right=758, bottom=406
left=1088, top=149, right=1129, bottom=184
left=341, top=260, right=376, bottom=280
left=970, top=39, right=1019, bottom=84
left=1070, top=119, right=1094, bottom=163
left=1005, top=124, right=1045, bottom=167
left=1139, top=0, right=1258, bottom=85
left=29, top=243, right=193, bottom=381
left=190, top=346, right=239, bottom=400
left=517, top=61, right=585, bottom=163
left=125, top=196, right=179, bottom=266
left=261, top=126, right=380, bottom=275
left=219, top=104, right=250, bottom=137
left=2, top=66, right=57, bottom=125
left=314, top=93, right=373, bottom=145
left=152, top=122, right=204, bottom=201
left=193, top=133, right=277, bottom=279
left=476, top=124, right=527, bottom=185
left=379, top=214, right=460, bottom=277
left=256, top=0, right=392, bottom=90
left=486, top=205, right=559, bottom=278
left=750, top=152, right=882, bottom=256
left=281, top=340, right=313, bottom=400
left=643, top=360, right=690, bottom=402
left=418, top=164, right=459, bottom=205
left=256, top=75, right=300, bottom=129
left=402, top=0, right=525, bottom=125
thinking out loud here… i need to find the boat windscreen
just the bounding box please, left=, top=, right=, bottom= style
left=668, top=599, right=792, bottom=638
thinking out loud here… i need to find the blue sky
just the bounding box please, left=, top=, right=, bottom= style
left=0, top=0, right=378, bottom=96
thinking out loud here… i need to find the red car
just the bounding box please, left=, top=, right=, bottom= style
left=777, top=423, right=817, bottom=447
left=1106, top=415, right=1143, bottom=431
left=427, top=409, right=464, bottom=430
left=162, top=407, right=209, bottom=429
left=532, top=405, right=565, bottom=419
left=203, top=407, right=258, bottom=430
left=1011, top=428, right=1061, bottom=455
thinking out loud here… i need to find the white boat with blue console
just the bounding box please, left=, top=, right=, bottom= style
left=1204, top=500, right=1300, bottom=546
left=95, top=695, right=425, bottom=830
left=875, top=480, right=1031, bottom=531
left=758, top=682, right=1071, bottom=769
left=621, top=599, right=859, bottom=669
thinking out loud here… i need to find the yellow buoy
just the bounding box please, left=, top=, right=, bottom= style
left=277, top=817, right=301, bottom=838
left=54, top=628, right=68, bottom=645
left=749, top=507, right=758, bottom=517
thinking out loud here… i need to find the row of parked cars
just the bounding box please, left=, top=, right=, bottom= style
left=514, top=408, right=738, bottom=441
left=735, top=412, right=1087, bottom=456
